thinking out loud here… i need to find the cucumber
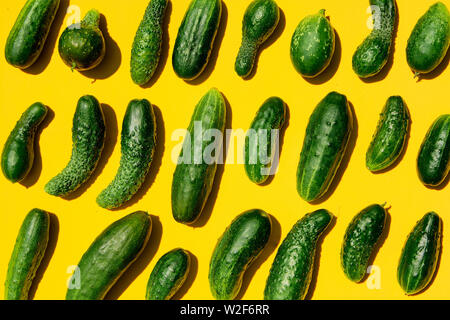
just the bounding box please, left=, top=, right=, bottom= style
left=366, top=96, right=410, bottom=172
left=97, top=99, right=157, bottom=209
left=397, top=212, right=442, bottom=295
left=146, top=248, right=191, bottom=300
left=131, top=0, right=169, bottom=86
left=341, top=204, right=387, bottom=283
left=406, top=2, right=450, bottom=77
left=235, top=0, right=280, bottom=78
left=209, top=209, right=272, bottom=300
left=290, top=10, right=335, bottom=78
left=296, top=91, right=353, bottom=202
left=171, top=88, right=226, bottom=224
left=417, top=115, right=450, bottom=187
left=5, top=209, right=50, bottom=300
left=352, top=0, right=397, bottom=78
left=1, top=103, right=48, bottom=183
left=66, top=211, right=152, bottom=300
left=5, top=0, right=60, bottom=69
left=172, top=0, right=222, bottom=80
left=45, top=96, right=105, bottom=197
left=264, top=209, right=333, bottom=300
left=58, top=9, right=106, bottom=71
left=244, top=97, right=286, bottom=184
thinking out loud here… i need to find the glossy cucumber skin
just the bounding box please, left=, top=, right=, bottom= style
left=235, top=0, right=280, bottom=78
left=406, top=2, right=450, bottom=75
left=66, top=211, right=152, bottom=300
left=244, top=97, right=286, bottom=184
left=341, top=204, right=387, bottom=282
left=171, top=88, right=226, bottom=224
left=172, top=0, right=222, bottom=80
left=296, top=92, right=353, bottom=202
left=290, top=10, right=335, bottom=78
left=146, top=248, right=191, bottom=300
left=264, top=209, right=333, bottom=300
left=131, top=0, right=169, bottom=85
left=417, top=115, right=450, bottom=186
left=209, top=209, right=272, bottom=300
left=5, top=0, right=60, bottom=69
left=45, top=96, right=105, bottom=197
left=5, top=209, right=50, bottom=300
left=352, top=0, right=396, bottom=78
left=366, top=96, right=410, bottom=172
left=397, top=212, right=442, bottom=295
left=97, top=100, right=156, bottom=209
left=1, top=103, right=48, bottom=183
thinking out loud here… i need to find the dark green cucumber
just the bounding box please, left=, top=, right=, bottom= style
left=244, top=97, right=286, bottom=184
left=58, top=9, right=106, bottom=71
left=171, top=88, right=226, bottom=224
left=406, top=2, right=450, bottom=76
left=146, top=248, right=191, bottom=300
left=66, top=211, right=152, bottom=300
left=352, top=0, right=397, bottom=78
left=5, top=209, right=50, bottom=300
left=290, top=10, right=335, bottom=78
left=172, top=0, right=222, bottom=80
left=264, top=209, right=333, bottom=300
left=209, top=209, right=272, bottom=300
left=97, top=99, right=156, bottom=209
left=397, top=212, right=442, bottom=295
left=296, top=91, right=353, bottom=202
left=417, top=115, right=450, bottom=187
left=5, top=0, right=60, bottom=69
left=1, top=103, right=48, bottom=183
left=341, top=204, right=387, bottom=283
left=235, top=0, right=280, bottom=78
left=131, top=0, right=169, bottom=85
left=45, top=95, right=105, bottom=197
left=366, top=96, right=410, bottom=172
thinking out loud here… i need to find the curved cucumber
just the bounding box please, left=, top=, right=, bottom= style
left=2, top=102, right=48, bottom=183
left=209, top=209, right=272, bottom=300
left=97, top=99, right=157, bottom=209
left=45, top=95, right=105, bottom=197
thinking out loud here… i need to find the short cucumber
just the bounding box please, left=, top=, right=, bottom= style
left=264, top=209, right=333, bottom=300
left=5, top=209, right=50, bottom=300
left=66, top=211, right=152, bottom=300
left=209, top=209, right=272, bottom=300
left=146, top=248, right=191, bottom=300
left=2, top=102, right=48, bottom=183
left=397, top=212, right=442, bottom=295
left=244, top=97, right=286, bottom=184
left=341, top=204, right=387, bottom=282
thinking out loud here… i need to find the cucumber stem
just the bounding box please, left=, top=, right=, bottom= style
left=319, top=9, right=326, bottom=16
left=82, top=9, right=101, bottom=28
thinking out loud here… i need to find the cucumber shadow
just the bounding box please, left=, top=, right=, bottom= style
left=172, top=251, right=198, bottom=300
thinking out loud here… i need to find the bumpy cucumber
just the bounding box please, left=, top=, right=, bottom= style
left=5, top=209, right=50, bottom=300
left=366, top=96, right=410, bottom=172
left=235, top=0, right=280, bottom=78
left=264, top=209, right=333, bottom=300
left=341, top=204, right=387, bottom=282
left=66, top=211, right=152, bottom=300
left=209, top=209, right=272, bottom=300
left=352, top=0, right=397, bottom=78
left=97, top=99, right=156, bottom=209
left=296, top=91, right=353, bottom=202
left=146, top=248, right=191, bottom=300
left=1, top=103, right=48, bottom=183
left=5, top=0, right=60, bottom=69
left=131, top=0, right=169, bottom=85
left=244, top=97, right=286, bottom=184
left=171, top=88, right=226, bottom=224
left=45, top=96, right=105, bottom=197
left=397, top=212, right=442, bottom=295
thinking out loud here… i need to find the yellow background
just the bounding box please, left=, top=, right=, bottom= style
left=0, top=0, right=449, bottom=300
